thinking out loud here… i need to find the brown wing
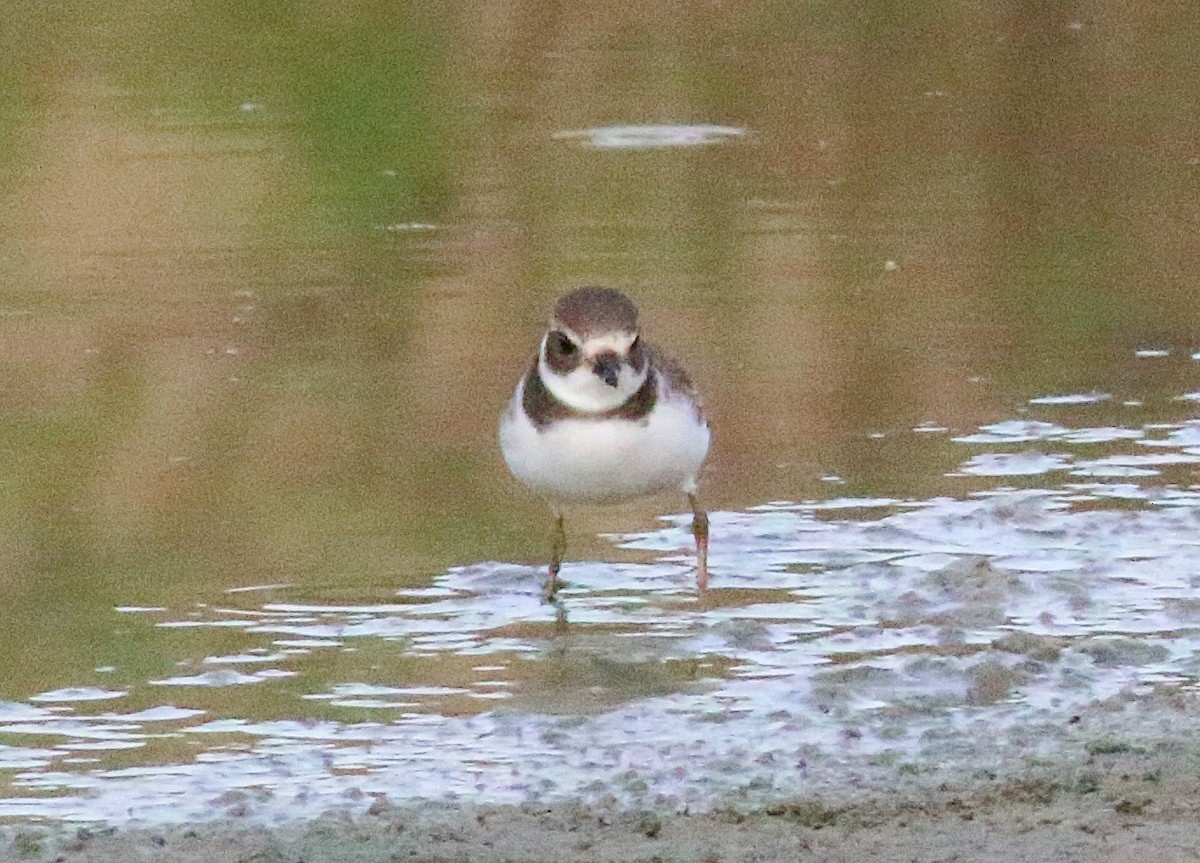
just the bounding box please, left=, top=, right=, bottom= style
left=648, top=345, right=707, bottom=422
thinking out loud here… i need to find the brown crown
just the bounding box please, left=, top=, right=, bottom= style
left=552, top=287, right=639, bottom=336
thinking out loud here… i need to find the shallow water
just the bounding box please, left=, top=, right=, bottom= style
left=1, top=1, right=1200, bottom=828
left=4, top=392, right=1200, bottom=823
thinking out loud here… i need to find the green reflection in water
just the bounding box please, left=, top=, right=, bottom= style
left=106, top=0, right=456, bottom=233
left=298, top=6, right=454, bottom=231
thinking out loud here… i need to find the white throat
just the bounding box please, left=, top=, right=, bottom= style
left=538, top=332, right=648, bottom=413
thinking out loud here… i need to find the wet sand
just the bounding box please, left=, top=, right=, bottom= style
left=10, top=694, right=1200, bottom=863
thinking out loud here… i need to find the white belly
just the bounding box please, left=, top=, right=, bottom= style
left=499, top=381, right=710, bottom=505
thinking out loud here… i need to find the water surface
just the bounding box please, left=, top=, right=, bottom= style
left=1, top=1, right=1199, bottom=825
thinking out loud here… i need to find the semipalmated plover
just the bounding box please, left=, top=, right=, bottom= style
left=499, top=287, right=711, bottom=599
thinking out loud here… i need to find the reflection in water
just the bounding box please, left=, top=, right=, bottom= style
left=0, top=0, right=1198, bottom=829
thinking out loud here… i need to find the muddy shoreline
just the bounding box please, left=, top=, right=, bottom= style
left=9, top=706, right=1200, bottom=863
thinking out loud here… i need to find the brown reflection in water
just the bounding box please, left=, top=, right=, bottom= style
left=9, top=74, right=290, bottom=581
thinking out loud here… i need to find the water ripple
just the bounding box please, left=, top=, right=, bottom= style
left=4, top=418, right=1200, bottom=825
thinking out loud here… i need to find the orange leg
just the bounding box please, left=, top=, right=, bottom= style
left=689, top=493, right=709, bottom=592
left=545, top=512, right=567, bottom=602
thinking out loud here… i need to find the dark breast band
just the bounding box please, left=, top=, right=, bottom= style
left=522, top=359, right=657, bottom=429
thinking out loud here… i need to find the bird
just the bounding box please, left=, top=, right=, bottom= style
left=499, top=286, right=711, bottom=600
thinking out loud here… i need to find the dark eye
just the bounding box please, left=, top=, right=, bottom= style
left=551, top=331, right=577, bottom=355
left=630, top=335, right=641, bottom=352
